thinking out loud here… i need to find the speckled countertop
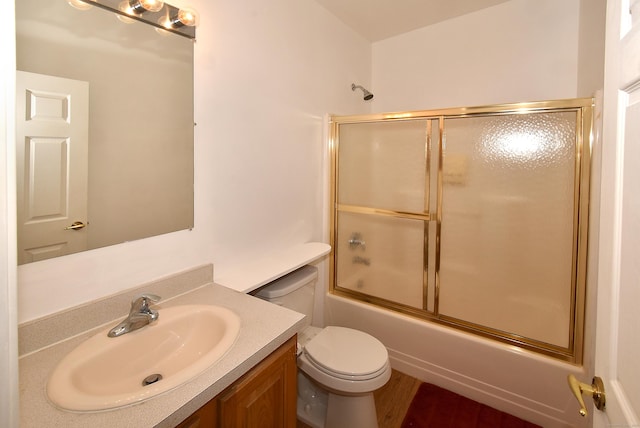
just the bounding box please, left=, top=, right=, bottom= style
left=18, top=265, right=305, bottom=427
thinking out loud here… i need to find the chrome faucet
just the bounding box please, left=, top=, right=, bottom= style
left=348, top=232, right=366, bottom=250
left=108, top=294, right=160, bottom=338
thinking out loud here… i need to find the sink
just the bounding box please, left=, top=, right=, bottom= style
left=46, top=304, right=241, bottom=412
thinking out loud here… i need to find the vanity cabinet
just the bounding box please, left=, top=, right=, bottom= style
left=175, top=402, right=217, bottom=428
left=176, top=336, right=297, bottom=428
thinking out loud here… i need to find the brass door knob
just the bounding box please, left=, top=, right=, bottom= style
left=64, top=221, right=86, bottom=231
left=567, top=374, right=606, bottom=416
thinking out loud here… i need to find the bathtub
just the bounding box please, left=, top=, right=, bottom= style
left=326, top=293, right=589, bottom=428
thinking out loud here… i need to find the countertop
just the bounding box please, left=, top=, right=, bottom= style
left=215, top=242, right=331, bottom=293
left=19, top=280, right=305, bottom=427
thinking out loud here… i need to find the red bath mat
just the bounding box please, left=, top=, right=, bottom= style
left=401, top=383, right=541, bottom=428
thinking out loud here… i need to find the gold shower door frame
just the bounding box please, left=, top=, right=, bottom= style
left=329, top=98, right=594, bottom=363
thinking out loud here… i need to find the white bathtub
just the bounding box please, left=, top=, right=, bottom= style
left=325, top=293, right=589, bottom=428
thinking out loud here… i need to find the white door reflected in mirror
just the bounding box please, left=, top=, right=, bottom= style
left=16, top=71, right=89, bottom=264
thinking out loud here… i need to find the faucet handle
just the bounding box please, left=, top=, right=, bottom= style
left=138, top=293, right=160, bottom=303
left=130, top=293, right=161, bottom=311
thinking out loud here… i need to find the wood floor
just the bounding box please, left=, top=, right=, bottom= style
left=296, top=369, right=422, bottom=428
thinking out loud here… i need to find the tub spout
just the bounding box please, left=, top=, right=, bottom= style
left=352, top=256, right=371, bottom=266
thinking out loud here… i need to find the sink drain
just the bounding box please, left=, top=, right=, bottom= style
left=142, top=373, right=163, bottom=386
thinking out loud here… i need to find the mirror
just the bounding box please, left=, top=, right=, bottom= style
left=15, top=0, right=194, bottom=265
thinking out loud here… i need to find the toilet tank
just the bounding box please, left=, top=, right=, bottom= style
left=253, top=265, right=318, bottom=329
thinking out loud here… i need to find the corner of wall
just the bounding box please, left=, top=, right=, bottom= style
left=577, top=0, right=606, bottom=97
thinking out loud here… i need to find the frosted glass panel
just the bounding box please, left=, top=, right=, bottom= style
left=438, top=112, right=577, bottom=347
left=338, top=120, right=428, bottom=213
left=336, top=211, right=425, bottom=309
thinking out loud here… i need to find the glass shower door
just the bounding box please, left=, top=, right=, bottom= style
left=439, top=112, right=580, bottom=349
left=334, top=120, right=433, bottom=311
left=330, top=99, right=592, bottom=362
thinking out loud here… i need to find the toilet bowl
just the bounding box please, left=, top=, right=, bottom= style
left=254, top=266, right=391, bottom=428
left=298, top=326, right=391, bottom=428
left=299, top=326, right=391, bottom=392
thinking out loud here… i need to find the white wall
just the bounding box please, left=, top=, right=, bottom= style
left=577, top=0, right=606, bottom=97
left=16, top=0, right=371, bottom=323
left=1, top=1, right=19, bottom=426
left=371, top=0, right=581, bottom=112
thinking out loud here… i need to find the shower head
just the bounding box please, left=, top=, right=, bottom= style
left=351, top=83, right=374, bottom=101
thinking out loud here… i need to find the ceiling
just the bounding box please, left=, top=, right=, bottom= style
left=314, top=0, right=512, bottom=42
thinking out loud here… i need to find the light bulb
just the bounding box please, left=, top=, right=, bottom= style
left=129, top=0, right=164, bottom=14
left=166, top=7, right=199, bottom=28
left=177, top=8, right=198, bottom=26
left=67, top=0, right=92, bottom=10
left=117, top=0, right=137, bottom=22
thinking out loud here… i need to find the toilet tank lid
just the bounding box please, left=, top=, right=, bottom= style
left=254, top=265, right=318, bottom=299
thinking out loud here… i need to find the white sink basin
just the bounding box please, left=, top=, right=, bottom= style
left=47, top=304, right=241, bottom=412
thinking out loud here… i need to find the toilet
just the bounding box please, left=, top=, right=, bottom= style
left=254, top=265, right=391, bottom=428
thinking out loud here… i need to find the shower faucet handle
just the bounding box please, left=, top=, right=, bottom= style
left=348, top=232, right=366, bottom=250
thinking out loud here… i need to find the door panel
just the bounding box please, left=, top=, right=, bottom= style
left=593, top=0, right=640, bottom=425
left=16, top=71, right=89, bottom=264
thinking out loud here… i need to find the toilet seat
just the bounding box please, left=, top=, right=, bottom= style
left=303, top=326, right=389, bottom=381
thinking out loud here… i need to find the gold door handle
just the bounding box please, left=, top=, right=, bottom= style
left=64, top=221, right=86, bottom=231
left=567, top=374, right=606, bottom=416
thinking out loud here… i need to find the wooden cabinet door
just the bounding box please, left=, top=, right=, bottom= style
left=175, top=397, right=218, bottom=428
left=218, top=336, right=297, bottom=428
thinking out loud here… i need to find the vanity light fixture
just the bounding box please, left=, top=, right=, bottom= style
left=69, top=0, right=198, bottom=39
